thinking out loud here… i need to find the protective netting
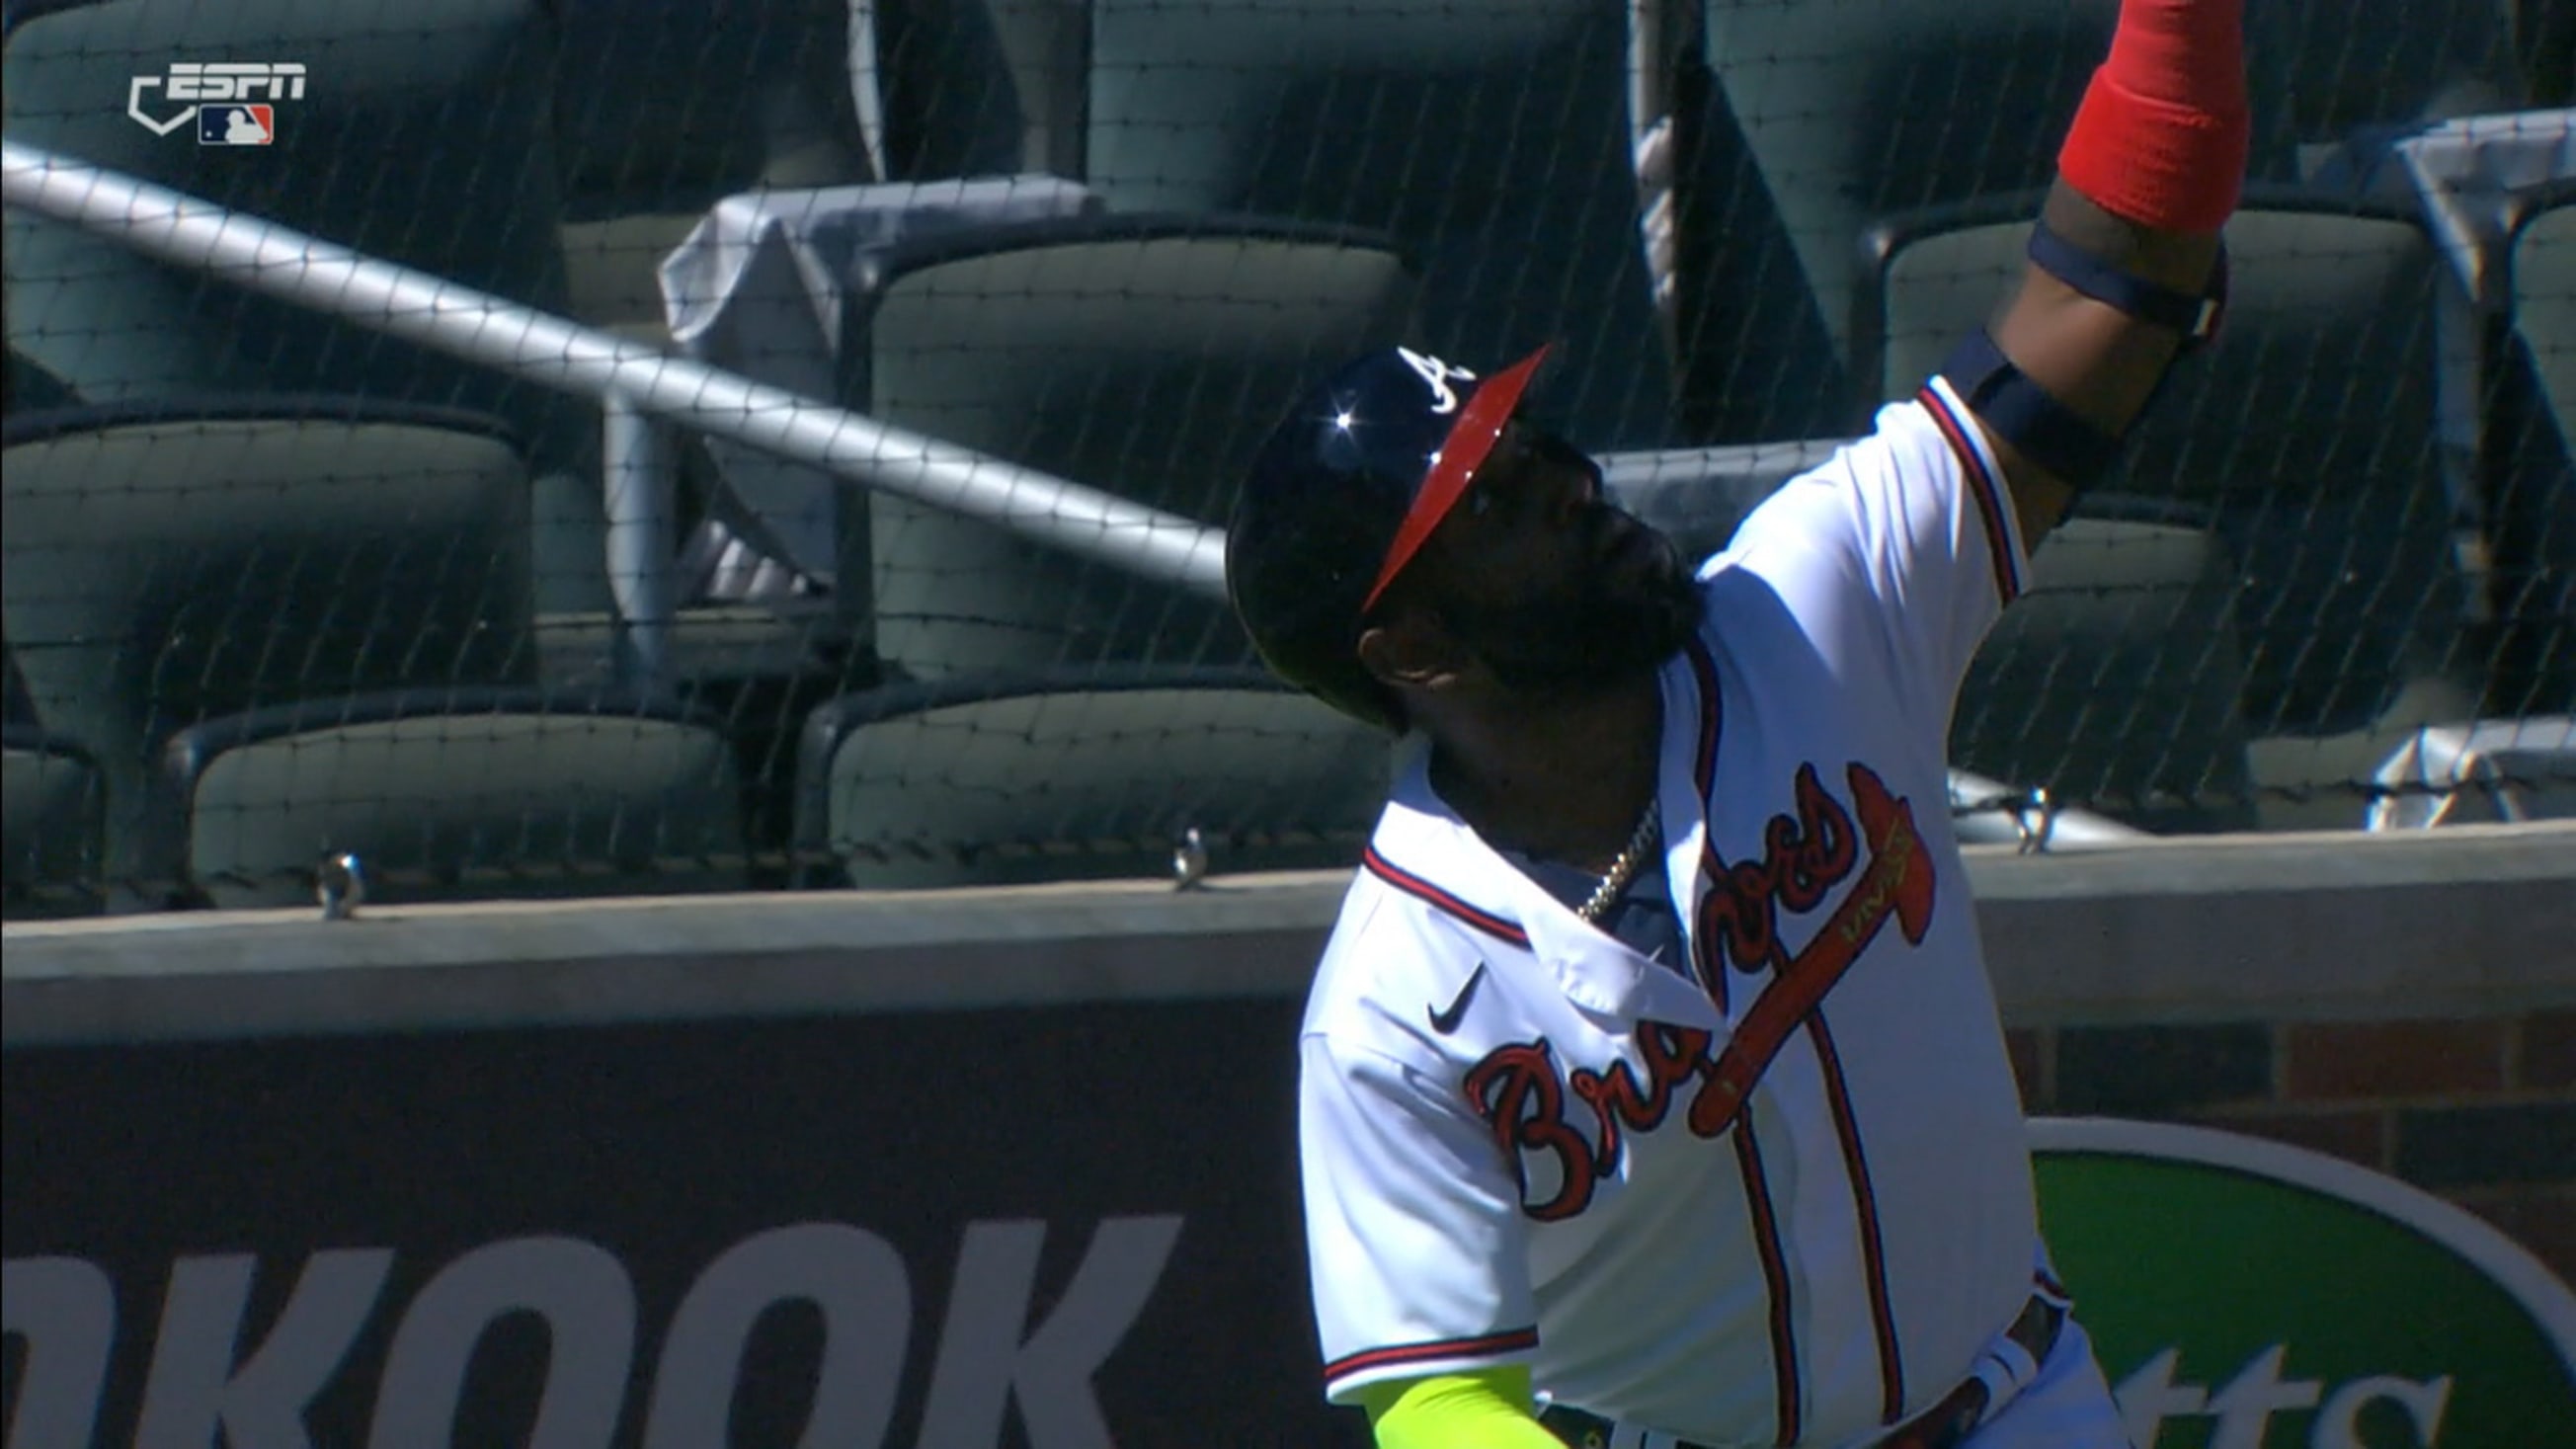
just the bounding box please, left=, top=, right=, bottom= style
left=2, top=0, right=2569, bottom=912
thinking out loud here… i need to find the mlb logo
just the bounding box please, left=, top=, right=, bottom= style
left=199, top=104, right=274, bottom=145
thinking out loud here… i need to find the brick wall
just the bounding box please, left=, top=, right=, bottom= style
left=2009, top=1008, right=2576, bottom=1284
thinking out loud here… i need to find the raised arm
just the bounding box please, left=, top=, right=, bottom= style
left=1957, top=0, right=2248, bottom=547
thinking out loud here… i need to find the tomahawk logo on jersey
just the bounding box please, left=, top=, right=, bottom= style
left=1300, top=378, right=2055, bottom=1448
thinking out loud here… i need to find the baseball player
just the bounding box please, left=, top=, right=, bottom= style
left=1222, top=0, right=2246, bottom=1444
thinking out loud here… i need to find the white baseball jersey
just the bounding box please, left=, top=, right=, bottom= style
left=1300, top=377, right=2058, bottom=1447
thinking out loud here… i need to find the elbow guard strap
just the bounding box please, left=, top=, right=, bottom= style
left=2029, top=219, right=2229, bottom=347
left=1938, top=329, right=2122, bottom=489
left=1946, top=221, right=2233, bottom=486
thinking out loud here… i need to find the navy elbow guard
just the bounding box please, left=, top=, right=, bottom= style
left=1938, top=218, right=2228, bottom=490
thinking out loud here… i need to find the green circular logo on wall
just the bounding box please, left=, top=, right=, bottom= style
left=2033, top=1117, right=2576, bottom=1448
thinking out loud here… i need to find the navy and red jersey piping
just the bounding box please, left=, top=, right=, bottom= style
left=1684, top=634, right=1727, bottom=1006
left=1805, top=1011, right=1906, bottom=1423
left=1362, top=845, right=1531, bottom=948
left=1915, top=383, right=2023, bottom=606
left=1685, top=635, right=1725, bottom=799
left=1364, top=636, right=1721, bottom=954
left=1731, top=1124, right=1803, bottom=1443
left=1323, top=1326, right=1541, bottom=1393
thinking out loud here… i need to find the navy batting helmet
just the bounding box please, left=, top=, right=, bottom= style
left=1225, top=344, right=1550, bottom=730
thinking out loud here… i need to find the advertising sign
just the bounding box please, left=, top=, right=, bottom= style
left=2032, top=1116, right=2576, bottom=1448
left=13, top=1023, right=2567, bottom=1446
left=3, top=1001, right=1365, bottom=1448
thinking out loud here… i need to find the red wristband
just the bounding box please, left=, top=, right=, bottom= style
left=2057, top=0, right=2249, bottom=233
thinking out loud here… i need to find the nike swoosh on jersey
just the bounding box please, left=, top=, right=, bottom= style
left=1427, top=961, right=1489, bottom=1035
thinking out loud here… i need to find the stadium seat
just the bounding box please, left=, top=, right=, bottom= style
left=1, top=399, right=539, bottom=893
left=1, top=0, right=609, bottom=619
left=1698, top=0, right=2331, bottom=419
left=548, top=0, right=1039, bottom=335
left=1705, top=0, right=2109, bottom=380
left=845, top=212, right=1414, bottom=681
left=870, top=0, right=1031, bottom=181
left=2267, top=0, right=2529, bottom=148
left=1603, top=443, right=2257, bottom=831
left=794, top=665, right=1394, bottom=889
left=2, top=725, right=104, bottom=918
left=1956, top=507, right=2259, bottom=833
left=2514, top=188, right=2575, bottom=468
left=3, top=641, right=35, bottom=729
left=1857, top=190, right=2468, bottom=756
left=552, top=0, right=882, bottom=333
left=1073, top=0, right=1676, bottom=450
left=2520, top=0, right=2576, bottom=108
left=5, top=348, right=76, bottom=414
left=1, top=0, right=576, bottom=432
left=165, top=687, right=749, bottom=908
left=2492, top=183, right=2574, bottom=716
left=1598, top=439, right=1855, bottom=564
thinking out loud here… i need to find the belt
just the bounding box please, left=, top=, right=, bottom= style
left=1536, top=1294, right=2064, bottom=1449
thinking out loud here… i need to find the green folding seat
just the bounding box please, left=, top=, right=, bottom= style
left=1599, top=439, right=1853, bottom=563
left=1601, top=442, right=2256, bottom=832
left=1954, top=508, right=2259, bottom=833
left=1703, top=0, right=2524, bottom=424
left=5, top=348, right=77, bottom=414
left=1704, top=0, right=2133, bottom=403
left=795, top=665, right=1392, bottom=889
left=552, top=0, right=879, bottom=334
left=1072, top=0, right=1674, bottom=450
left=2264, top=0, right=2529, bottom=144
left=165, top=687, right=749, bottom=908
left=2521, top=193, right=2576, bottom=441
left=2, top=0, right=601, bottom=612
left=847, top=213, right=1414, bottom=681
left=2, top=400, right=537, bottom=892
left=2, top=0, right=572, bottom=422
left=2, top=726, right=105, bottom=918
left=2500, top=186, right=2575, bottom=715
left=1858, top=191, right=2466, bottom=755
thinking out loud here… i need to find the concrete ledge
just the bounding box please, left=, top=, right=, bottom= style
left=0, top=875, right=1348, bottom=1045
left=1971, top=821, right=2576, bottom=1025
left=6, top=823, right=2571, bottom=1045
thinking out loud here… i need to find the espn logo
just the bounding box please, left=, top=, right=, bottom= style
left=199, top=105, right=274, bottom=146
left=128, top=61, right=304, bottom=138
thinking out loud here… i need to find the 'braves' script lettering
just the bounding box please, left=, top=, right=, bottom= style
left=1462, top=762, right=1937, bottom=1219
left=1699, top=763, right=1859, bottom=978
left=1465, top=1026, right=1716, bottom=1220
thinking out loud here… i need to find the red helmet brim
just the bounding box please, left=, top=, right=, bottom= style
left=1358, top=343, right=1552, bottom=613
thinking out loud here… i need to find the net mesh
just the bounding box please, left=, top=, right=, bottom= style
left=2, top=0, right=2569, bottom=911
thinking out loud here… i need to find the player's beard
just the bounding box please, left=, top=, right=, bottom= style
left=1444, top=512, right=1701, bottom=703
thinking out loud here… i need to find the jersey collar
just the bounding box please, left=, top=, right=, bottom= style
left=1363, top=636, right=1724, bottom=1021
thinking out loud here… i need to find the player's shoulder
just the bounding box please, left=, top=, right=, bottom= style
left=1302, top=850, right=1491, bottom=1048
left=1302, top=760, right=1514, bottom=1052
left=1696, top=383, right=1986, bottom=581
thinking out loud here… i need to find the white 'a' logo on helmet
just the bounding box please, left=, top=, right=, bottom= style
left=1396, top=347, right=1478, bottom=415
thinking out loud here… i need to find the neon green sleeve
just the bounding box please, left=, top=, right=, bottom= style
left=1353, top=1364, right=1566, bottom=1449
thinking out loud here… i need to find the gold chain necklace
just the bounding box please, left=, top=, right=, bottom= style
left=1576, top=798, right=1662, bottom=923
